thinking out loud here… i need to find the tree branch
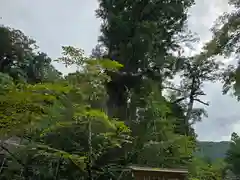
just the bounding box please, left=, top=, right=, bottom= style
left=194, top=98, right=209, bottom=106
left=162, top=86, right=184, bottom=92
left=172, top=96, right=187, bottom=103
left=195, top=92, right=206, bottom=96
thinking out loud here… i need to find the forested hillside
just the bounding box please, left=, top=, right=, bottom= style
left=0, top=0, right=240, bottom=180
left=197, top=141, right=230, bottom=161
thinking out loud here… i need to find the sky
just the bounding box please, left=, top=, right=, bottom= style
left=1, top=0, right=240, bottom=141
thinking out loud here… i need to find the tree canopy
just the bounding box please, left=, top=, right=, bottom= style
left=0, top=0, right=239, bottom=179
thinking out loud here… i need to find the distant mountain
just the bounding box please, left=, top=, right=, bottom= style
left=195, top=141, right=231, bottom=161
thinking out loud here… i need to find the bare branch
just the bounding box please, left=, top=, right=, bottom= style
left=172, top=96, right=187, bottom=103
left=162, top=86, right=184, bottom=92
left=194, top=98, right=209, bottom=106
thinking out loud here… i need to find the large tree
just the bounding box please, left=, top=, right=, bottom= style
left=0, top=26, right=61, bottom=83
left=225, top=132, right=240, bottom=177
left=204, top=0, right=240, bottom=99
left=93, top=0, right=200, bottom=172
left=96, top=0, right=195, bottom=120
left=167, top=52, right=222, bottom=135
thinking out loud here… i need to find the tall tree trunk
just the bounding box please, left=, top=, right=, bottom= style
left=185, top=77, right=196, bottom=136
left=185, top=95, right=194, bottom=136
left=87, top=120, right=93, bottom=180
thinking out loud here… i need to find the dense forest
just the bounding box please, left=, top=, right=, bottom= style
left=1, top=0, right=240, bottom=179
left=196, top=141, right=230, bottom=161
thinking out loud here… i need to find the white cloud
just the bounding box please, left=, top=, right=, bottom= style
left=0, top=0, right=100, bottom=74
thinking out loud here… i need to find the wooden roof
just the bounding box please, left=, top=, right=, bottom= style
left=129, top=166, right=188, bottom=174
left=0, top=138, right=21, bottom=154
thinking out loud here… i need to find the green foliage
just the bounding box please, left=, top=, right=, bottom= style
left=0, top=25, right=61, bottom=83
left=0, top=46, right=131, bottom=179
left=221, top=63, right=240, bottom=100
left=204, top=0, right=240, bottom=99
left=132, top=81, right=195, bottom=168
left=0, top=1, right=233, bottom=179
left=204, top=0, right=240, bottom=57
left=97, top=0, right=196, bottom=124
left=225, top=132, right=240, bottom=176
left=195, top=141, right=230, bottom=162
left=168, top=53, right=223, bottom=131
left=189, top=157, right=226, bottom=180
left=0, top=72, right=70, bottom=137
